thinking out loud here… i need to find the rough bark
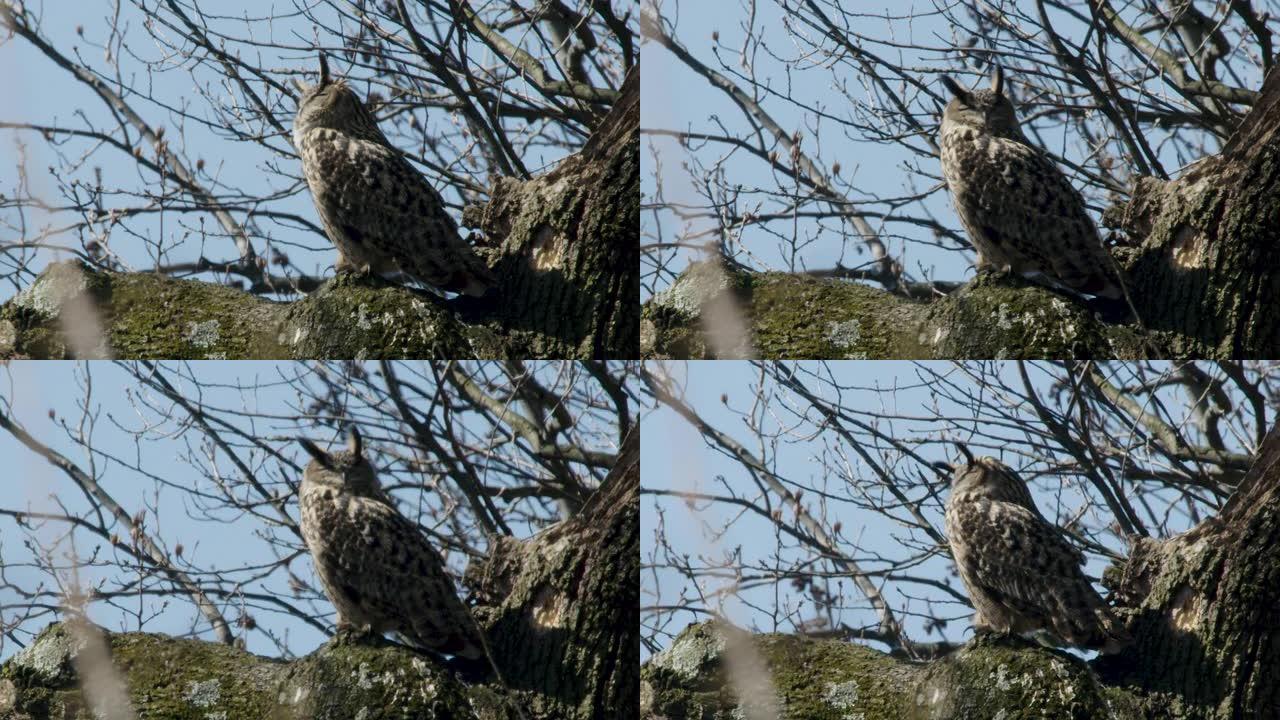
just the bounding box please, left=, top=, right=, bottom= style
left=469, top=427, right=639, bottom=720
left=1104, top=424, right=1280, bottom=719
left=1112, top=64, right=1280, bottom=357
left=0, top=431, right=639, bottom=720
left=641, top=427, right=1280, bottom=720
left=643, top=67, right=1280, bottom=360
left=0, top=70, right=638, bottom=361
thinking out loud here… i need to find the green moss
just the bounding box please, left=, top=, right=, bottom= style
left=928, top=273, right=1147, bottom=358
left=643, top=622, right=915, bottom=720
left=280, top=637, right=476, bottom=719
left=283, top=273, right=473, bottom=358
left=644, top=623, right=1147, bottom=720
left=0, top=261, right=288, bottom=359
left=106, top=271, right=288, bottom=359
left=748, top=273, right=929, bottom=359
left=754, top=633, right=912, bottom=720
left=642, top=263, right=751, bottom=358
left=641, top=623, right=735, bottom=719
left=0, top=617, right=81, bottom=717
left=912, top=635, right=1137, bottom=720
left=110, top=631, right=283, bottom=719
left=642, top=263, right=934, bottom=359
left=0, top=623, right=284, bottom=719
left=2, top=624, right=79, bottom=691
left=641, top=261, right=1167, bottom=359
left=0, top=622, right=513, bottom=720
left=0, top=262, right=518, bottom=359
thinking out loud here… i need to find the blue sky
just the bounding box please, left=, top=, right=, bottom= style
left=640, top=2, right=986, bottom=296
left=641, top=362, right=965, bottom=657
left=640, top=361, right=1233, bottom=660
left=0, top=2, right=335, bottom=297
left=0, top=361, right=324, bottom=660
left=0, top=361, right=605, bottom=662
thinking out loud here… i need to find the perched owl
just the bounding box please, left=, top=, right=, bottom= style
left=943, top=450, right=1128, bottom=653
left=939, top=67, right=1122, bottom=300
left=293, top=55, right=495, bottom=297
left=297, top=427, right=484, bottom=660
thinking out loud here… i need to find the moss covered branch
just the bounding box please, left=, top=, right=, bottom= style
left=642, top=261, right=1150, bottom=359
left=641, top=622, right=1141, bottom=719
left=1, top=622, right=516, bottom=719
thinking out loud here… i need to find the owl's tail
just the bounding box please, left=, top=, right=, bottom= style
left=442, top=263, right=497, bottom=298
left=1045, top=582, right=1131, bottom=654
left=1070, top=605, right=1131, bottom=654
left=1088, top=606, right=1131, bottom=655
left=1076, top=274, right=1123, bottom=301
left=439, top=626, right=486, bottom=661
left=444, top=651, right=492, bottom=681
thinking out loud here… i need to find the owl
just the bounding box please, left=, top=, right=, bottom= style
left=939, top=67, right=1122, bottom=300
left=297, top=427, right=484, bottom=660
left=943, top=449, right=1128, bottom=653
left=293, top=55, right=495, bottom=297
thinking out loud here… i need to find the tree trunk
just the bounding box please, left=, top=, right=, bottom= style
left=0, top=431, right=639, bottom=720
left=640, top=427, right=1280, bottom=719
left=1104, top=424, right=1280, bottom=718
left=1115, top=65, right=1280, bottom=356
left=474, top=427, right=639, bottom=720
left=642, top=67, right=1280, bottom=360
left=0, top=70, right=638, bottom=361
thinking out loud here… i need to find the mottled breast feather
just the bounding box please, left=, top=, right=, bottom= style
left=944, top=456, right=1129, bottom=653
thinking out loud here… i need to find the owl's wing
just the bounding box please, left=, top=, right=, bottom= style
left=999, top=143, right=1122, bottom=299
left=955, top=498, right=1126, bottom=649
left=349, top=498, right=485, bottom=659
left=315, top=135, right=495, bottom=296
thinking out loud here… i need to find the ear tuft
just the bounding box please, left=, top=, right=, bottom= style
left=954, top=441, right=975, bottom=465
left=990, top=64, right=1004, bottom=96
left=940, top=75, right=969, bottom=104
left=319, top=52, right=330, bottom=85
left=347, top=425, right=362, bottom=456
left=299, top=438, right=334, bottom=470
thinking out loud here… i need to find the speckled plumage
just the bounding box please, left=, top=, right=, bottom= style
left=939, top=69, right=1122, bottom=299
left=293, top=56, right=495, bottom=296
left=944, top=454, right=1128, bottom=652
left=298, top=428, right=483, bottom=659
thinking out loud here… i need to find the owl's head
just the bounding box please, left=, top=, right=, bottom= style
left=298, top=426, right=382, bottom=498
left=948, top=444, right=1038, bottom=510
left=940, top=66, right=1022, bottom=138
left=294, top=54, right=381, bottom=139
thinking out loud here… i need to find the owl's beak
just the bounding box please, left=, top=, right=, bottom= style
left=299, top=438, right=334, bottom=470
left=318, top=52, right=330, bottom=86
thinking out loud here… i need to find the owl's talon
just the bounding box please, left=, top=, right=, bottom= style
left=331, top=624, right=381, bottom=646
